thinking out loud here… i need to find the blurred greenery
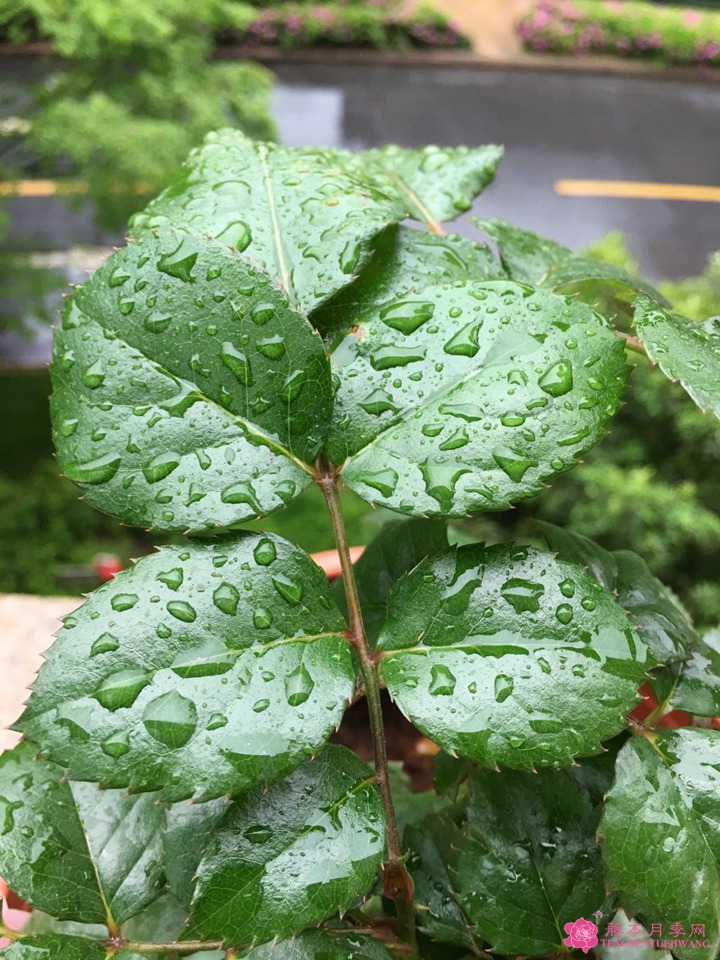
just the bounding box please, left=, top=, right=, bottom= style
left=3, top=232, right=720, bottom=629
left=1, top=0, right=276, bottom=230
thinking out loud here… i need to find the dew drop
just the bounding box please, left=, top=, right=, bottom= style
left=494, top=674, right=515, bottom=703
left=429, top=664, right=456, bottom=696
left=143, top=691, right=198, bottom=748
left=101, top=731, right=130, bottom=758
left=213, top=583, right=240, bottom=616
left=90, top=633, right=120, bottom=657
left=166, top=600, right=197, bottom=623
left=539, top=359, right=573, bottom=398
left=253, top=538, right=277, bottom=566
left=285, top=664, right=314, bottom=706
left=94, top=669, right=150, bottom=711
left=111, top=593, right=139, bottom=612
left=555, top=603, right=574, bottom=624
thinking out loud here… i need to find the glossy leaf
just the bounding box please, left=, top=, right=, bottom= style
left=476, top=219, right=666, bottom=302
left=312, top=224, right=503, bottom=342
left=653, top=629, right=720, bottom=718
left=131, top=130, right=407, bottom=314
left=0, top=742, right=166, bottom=926
left=163, top=800, right=227, bottom=909
left=52, top=230, right=332, bottom=532
left=328, top=279, right=629, bottom=516
left=599, top=733, right=720, bottom=960
left=18, top=534, right=354, bottom=802
left=378, top=543, right=651, bottom=769
left=334, top=517, right=448, bottom=645
left=337, top=145, right=503, bottom=231
left=239, top=930, right=394, bottom=960
left=0, top=938, right=108, bottom=960
left=187, top=746, right=385, bottom=947
left=456, top=767, right=605, bottom=956
left=405, top=814, right=476, bottom=951
left=388, top=764, right=451, bottom=835
left=539, top=522, right=697, bottom=664
left=634, top=298, right=720, bottom=420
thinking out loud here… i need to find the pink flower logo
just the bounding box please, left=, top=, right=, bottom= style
left=563, top=918, right=599, bottom=953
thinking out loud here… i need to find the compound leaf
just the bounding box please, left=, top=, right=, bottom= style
left=131, top=130, right=408, bottom=314
left=18, top=534, right=354, bottom=802
left=328, top=280, right=628, bottom=516
left=539, top=523, right=697, bottom=664
left=187, top=746, right=384, bottom=947
left=52, top=230, right=332, bottom=532
left=313, top=224, right=503, bottom=341
left=378, top=543, right=652, bottom=769
left=334, top=517, right=448, bottom=646
left=599, top=732, right=720, bottom=960
left=456, top=767, right=605, bottom=956
left=633, top=298, right=720, bottom=420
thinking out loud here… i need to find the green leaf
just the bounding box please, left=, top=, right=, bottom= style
left=634, top=298, right=720, bottom=420
left=405, top=813, right=476, bottom=951
left=239, top=930, right=394, bottom=959
left=0, top=938, right=108, bottom=960
left=599, top=733, right=720, bottom=960
left=312, top=224, right=503, bottom=342
left=539, top=522, right=697, bottom=664
left=432, top=752, right=471, bottom=800
left=378, top=543, right=652, bottom=768
left=476, top=219, right=666, bottom=303
left=0, top=742, right=164, bottom=926
left=334, top=517, right=448, bottom=646
left=186, top=745, right=384, bottom=948
left=131, top=130, right=408, bottom=314
left=596, top=910, right=672, bottom=960
left=337, top=144, right=503, bottom=231
left=18, top=534, right=355, bottom=801
left=328, top=280, right=629, bottom=516
left=387, top=763, right=452, bottom=836
left=163, top=801, right=227, bottom=909
left=52, top=230, right=332, bottom=532
left=653, top=629, right=720, bottom=718
left=456, top=767, right=605, bottom=956
left=475, top=218, right=572, bottom=284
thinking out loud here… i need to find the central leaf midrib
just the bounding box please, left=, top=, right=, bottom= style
left=72, top=305, right=313, bottom=476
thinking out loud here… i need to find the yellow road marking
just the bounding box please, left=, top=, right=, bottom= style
left=555, top=179, right=720, bottom=203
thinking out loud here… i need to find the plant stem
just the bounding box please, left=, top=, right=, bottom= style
left=121, top=941, right=224, bottom=955
left=318, top=463, right=417, bottom=951
left=617, top=331, right=647, bottom=356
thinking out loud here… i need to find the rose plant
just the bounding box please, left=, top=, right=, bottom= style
left=1, top=131, right=720, bottom=959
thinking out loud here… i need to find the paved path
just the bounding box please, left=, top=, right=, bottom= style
left=439, top=0, right=525, bottom=57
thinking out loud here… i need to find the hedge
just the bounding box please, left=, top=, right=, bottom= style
left=518, top=0, right=720, bottom=65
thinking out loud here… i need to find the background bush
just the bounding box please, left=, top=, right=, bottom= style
left=518, top=0, right=720, bottom=66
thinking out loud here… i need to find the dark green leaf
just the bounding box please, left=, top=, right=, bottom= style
left=120, top=892, right=187, bottom=944
left=599, top=733, right=720, bottom=960
left=476, top=219, right=666, bottom=303
left=334, top=517, right=448, bottom=646
left=432, top=752, right=472, bottom=799
left=634, top=298, right=720, bottom=420
left=163, top=801, right=227, bottom=909
left=186, top=746, right=384, bottom=947
left=239, top=929, right=394, bottom=959
left=0, top=938, right=108, bottom=960
left=378, top=543, right=652, bottom=768
left=456, top=767, right=605, bottom=956
left=0, top=743, right=164, bottom=926
left=52, top=231, right=332, bottom=532
left=131, top=130, right=408, bottom=314
left=312, top=224, right=503, bottom=342
left=339, top=145, right=503, bottom=230
left=19, top=534, right=354, bottom=801
left=388, top=763, right=451, bottom=836
left=328, top=280, right=628, bottom=516
left=406, top=814, right=476, bottom=951
left=475, top=218, right=572, bottom=284
left=653, top=629, right=720, bottom=718
left=539, top=523, right=697, bottom=664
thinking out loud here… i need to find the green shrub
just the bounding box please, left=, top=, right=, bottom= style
left=519, top=0, right=720, bottom=65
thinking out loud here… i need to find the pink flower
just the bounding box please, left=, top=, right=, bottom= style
left=684, top=10, right=702, bottom=26
left=564, top=918, right=599, bottom=954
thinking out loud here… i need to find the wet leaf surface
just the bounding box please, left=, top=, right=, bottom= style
left=328, top=280, right=628, bottom=516
left=0, top=937, right=109, bottom=959
left=131, top=130, right=408, bottom=314
left=52, top=231, right=332, bottom=532
left=378, top=543, right=651, bottom=768
left=634, top=298, right=720, bottom=420
left=187, top=746, right=384, bottom=947
left=600, top=732, right=720, bottom=960
left=653, top=628, right=720, bottom=718
left=18, top=534, right=355, bottom=801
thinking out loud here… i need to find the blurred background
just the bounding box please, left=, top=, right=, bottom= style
left=1, top=0, right=720, bottom=636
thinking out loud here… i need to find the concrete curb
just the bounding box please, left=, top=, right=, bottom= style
left=3, top=41, right=720, bottom=86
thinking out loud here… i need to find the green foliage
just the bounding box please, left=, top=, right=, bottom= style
left=3, top=136, right=720, bottom=960
left=519, top=0, right=720, bottom=66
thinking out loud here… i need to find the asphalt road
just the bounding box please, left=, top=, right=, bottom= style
left=3, top=60, right=720, bottom=281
